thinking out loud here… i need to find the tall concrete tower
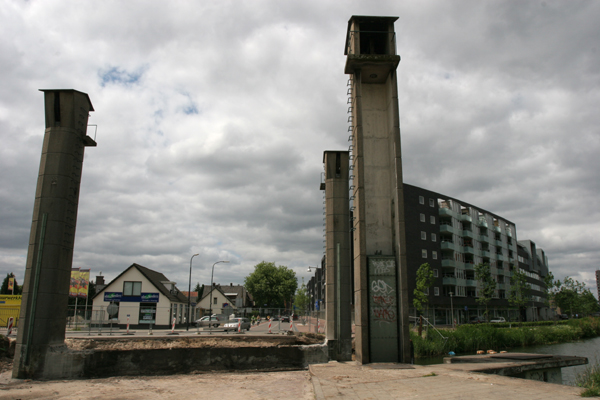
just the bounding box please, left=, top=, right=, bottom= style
left=322, top=151, right=352, bottom=361
left=14, top=90, right=96, bottom=379
left=345, top=16, right=410, bottom=363
left=596, top=270, right=600, bottom=303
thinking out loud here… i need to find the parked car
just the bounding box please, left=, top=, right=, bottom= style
left=195, top=316, right=222, bottom=328
left=223, top=317, right=251, bottom=332
left=469, top=316, right=486, bottom=324
left=558, top=314, right=569, bottom=320
left=490, top=317, right=506, bottom=323
left=280, top=316, right=290, bottom=322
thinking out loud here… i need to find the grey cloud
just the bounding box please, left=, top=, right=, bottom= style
left=1, top=0, right=599, bottom=293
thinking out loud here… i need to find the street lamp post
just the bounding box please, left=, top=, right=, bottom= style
left=449, top=291, right=454, bottom=328
left=208, top=260, right=230, bottom=332
left=187, top=254, right=199, bottom=331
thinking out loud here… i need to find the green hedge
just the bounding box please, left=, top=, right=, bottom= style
left=411, top=317, right=600, bottom=358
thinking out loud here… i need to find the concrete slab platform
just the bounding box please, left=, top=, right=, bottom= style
left=309, top=361, right=585, bottom=400
left=0, top=358, right=587, bottom=399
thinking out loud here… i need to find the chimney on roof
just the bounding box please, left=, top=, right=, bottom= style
left=95, top=275, right=106, bottom=293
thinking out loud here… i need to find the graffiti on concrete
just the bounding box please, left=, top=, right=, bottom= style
left=371, top=259, right=395, bottom=275
left=370, top=279, right=397, bottom=325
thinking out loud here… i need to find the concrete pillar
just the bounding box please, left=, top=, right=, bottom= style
left=14, top=90, right=96, bottom=379
left=344, top=16, right=410, bottom=363
left=323, top=151, right=352, bottom=361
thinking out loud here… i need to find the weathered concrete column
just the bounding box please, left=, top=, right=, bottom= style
left=14, top=90, right=96, bottom=379
left=323, top=151, right=352, bottom=361
left=344, top=16, right=410, bottom=364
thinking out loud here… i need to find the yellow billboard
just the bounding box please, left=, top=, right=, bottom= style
left=69, top=269, right=80, bottom=297
left=0, top=295, right=21, bottom=328
left=78, top=269, right=90, bottom=298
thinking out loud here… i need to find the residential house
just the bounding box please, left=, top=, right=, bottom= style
left=92, top=263, right=189, bottom=328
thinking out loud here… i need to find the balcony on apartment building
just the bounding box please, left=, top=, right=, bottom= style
left=442, top=275, right=457, bottom=285
left=493, top=219, right=502, bottom=233
left=466, top=279, right=477, bottom=287
left=477, top=216, right=488, bottom=228
left=506, top=226, right=513, bottom=237
left=438, top=200, right=454, bottom=217
left=479, top=233, right=490, bottom=243
left=441, top=240, right=456, bottom=251
left=440, top=222, right=454, bottom=234
left=441, top=258, right=465, bottom=269
left=442, top=273, right=467, bottom=287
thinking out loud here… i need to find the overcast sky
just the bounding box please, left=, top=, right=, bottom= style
left=1, top=0, right=599, bottom=294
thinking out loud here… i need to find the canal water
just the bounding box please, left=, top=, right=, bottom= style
left=415, top=336, right=600, bottom=386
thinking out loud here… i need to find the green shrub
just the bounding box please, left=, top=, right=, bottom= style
left=575, top=361, right=600, bottom=397
left=411, top=317, right=600, bottom=358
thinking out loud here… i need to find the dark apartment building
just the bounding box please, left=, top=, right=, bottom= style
left=309, top=183, right=553, bottom=324
left=403, top=184, right=552, bottom=323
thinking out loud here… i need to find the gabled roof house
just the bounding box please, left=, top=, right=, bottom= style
left=92, top=263, right=190, bottom=328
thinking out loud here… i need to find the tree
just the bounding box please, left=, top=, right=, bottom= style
left=1, top=273, right=21, bottom=295
left=194, top=283, right=204, bottom=302
left=244, top=261, right=297, bottom=308
left=413, top=263, right=434, bottom=337
left=413, top=263, right=434, bottom=315
left=543, top=271, right=555, bottom=307
left=553, top=277, right=599, bottom=317
left=580, top=290, right=600, bottom=315
left=294, top=278, right=310, bottom=315
left=474, top=262, right=496, bottom=319
left=508, top=266, right=531, bottom=322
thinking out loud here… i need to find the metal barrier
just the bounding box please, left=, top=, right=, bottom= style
left=0, top=307, right=20, bottom=328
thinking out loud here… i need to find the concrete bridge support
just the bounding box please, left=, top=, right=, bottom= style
left=323, top=151, right=352, bottom=361
left=13, top=89, right=96, bottom=379
left=344, top=16, right=410, bottom=364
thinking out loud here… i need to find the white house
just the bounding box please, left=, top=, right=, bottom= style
left=196, top=285, right=237, bottom=317
left=195, top=283, right=255, bottom=318
left=92, top=263, right=189, bottom=328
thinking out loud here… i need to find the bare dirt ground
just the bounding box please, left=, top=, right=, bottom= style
left=63, top=333, right=324, bottom=351
left=0, top=369, right=315, bottom=400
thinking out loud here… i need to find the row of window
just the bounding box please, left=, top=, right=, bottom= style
left=421, top=231, right=437, bottom=242
left=518, top=267, right=541, bottom=281
left=420, top=213, right=436, bottom=224
left=422, top=249, right=438, bottom=259
left=419, top=196, right=435, bottom=207
left=424, top=287, right=440, bottom=296
left=124, top=281, right=142, bottom=296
